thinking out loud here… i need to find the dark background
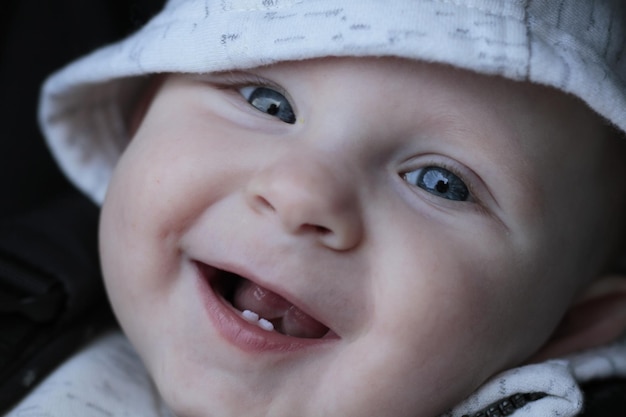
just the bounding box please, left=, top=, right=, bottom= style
left=0, top=0, right=164, bottom=216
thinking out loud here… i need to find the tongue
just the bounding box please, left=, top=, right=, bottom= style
left=232, top=279, right=329, bottom=338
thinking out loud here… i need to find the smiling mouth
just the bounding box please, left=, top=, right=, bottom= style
left=197, top=262, right=331, bottom=340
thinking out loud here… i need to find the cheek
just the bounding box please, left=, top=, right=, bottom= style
left=100, top=113, right=230, bottom=254
left=321, top=262, right=508, bottom=416
left=98, top=144, right=207, bottom=372
left=98, top=136, right=194, bottom=326
left=367, top=209, right=560, bottom=374
left=99, top=160, right=158, bottom=315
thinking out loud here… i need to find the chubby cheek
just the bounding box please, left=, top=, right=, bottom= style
left=311, top=251, right=494, bottom=415
left=390, top=275, right=499, bottom=400
left=99, top=104, right=233, bottom=283
left=98, top=138, right=194, bottom=348
left=349, top=219, right=558, bottom=415
left=100, top=146, right=174, bottom=286
left=99, top=166, right=159, bottom=342
left=317, top=273, right=503, bottom=417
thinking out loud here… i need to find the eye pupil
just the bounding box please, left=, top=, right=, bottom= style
left=435, top=180, right=449, bottom=194
left=267, top=103, right=279, bottom=115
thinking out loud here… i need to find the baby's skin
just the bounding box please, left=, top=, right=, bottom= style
left=99, top=57, right=626, bottom=417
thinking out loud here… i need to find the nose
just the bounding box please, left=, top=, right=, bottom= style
left=246, top=153, right=364, bottom=251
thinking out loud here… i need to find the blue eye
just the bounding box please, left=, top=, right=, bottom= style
left=240, top=86, right=296, bottom=124
left=403, top=166, right=470, bottom=201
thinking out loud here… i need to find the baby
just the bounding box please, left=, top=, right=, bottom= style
left=15, top=0, right=626, bottom=416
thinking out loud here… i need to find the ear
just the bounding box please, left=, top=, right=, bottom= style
left=530, top=275, right=626, bottom=362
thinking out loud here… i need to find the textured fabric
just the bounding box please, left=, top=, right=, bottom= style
left=6, top=332, right=626, bottom=417
left=39, top=0, right=626, bottom=204
left=4, top=332, right=174, bottom=417
left=445, top=333, right=626, bottom=416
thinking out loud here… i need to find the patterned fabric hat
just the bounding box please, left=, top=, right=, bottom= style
left=40, top=0, right=626, bottom=203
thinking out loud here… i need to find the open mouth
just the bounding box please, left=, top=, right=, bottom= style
left=197, top=262, right=332, bottom=340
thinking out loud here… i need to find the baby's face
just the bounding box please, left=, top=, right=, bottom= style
left=100, top=58, right=619, bottom=417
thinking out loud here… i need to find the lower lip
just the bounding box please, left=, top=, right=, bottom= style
left=195, top=262, right=334, bottom=353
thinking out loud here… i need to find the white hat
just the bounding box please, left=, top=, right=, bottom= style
left=39, top=0, right=626, bottom=203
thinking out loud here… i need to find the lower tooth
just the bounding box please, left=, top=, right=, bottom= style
left=242, top=310, right=259, bottom=322
left=242, top=310, right=274, bottom=332
left=258, top=318, right=274, bottom=332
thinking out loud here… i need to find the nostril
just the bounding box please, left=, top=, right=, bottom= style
left=309, top=224, right=331, bottom=235
left=254, top=195, right=275, bottom=211
left=298, top=223, right=332, bottom=235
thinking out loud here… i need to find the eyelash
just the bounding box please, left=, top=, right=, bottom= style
left=215, top=73, right=290, bottom=101
left=211, top=73, right=297, bottom=121
left=217, top=72, right=270, bottom=87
